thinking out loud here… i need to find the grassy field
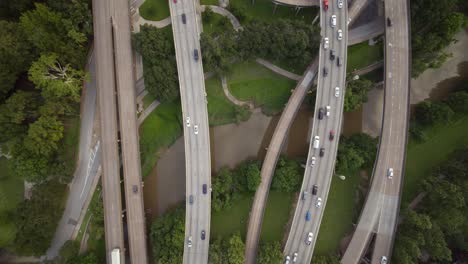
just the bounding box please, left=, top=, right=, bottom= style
left=139, top=0, right=169, bottom=21
left=403, top=114, right=468, bottom=203
left=206, top=77, right=248, bottom=126
left=0, top=158, right=23, bottom=247
left=229, top=0, right=317, bottom=23
left=347, top=41, right=383, bottom=72
left=211, top=191, right=292, bottom=241
left=139, top=100, right=182, bottom=177
left=201, top=0, right=219, bottom=5
left=314, top=171, right=361, bottom=256
left=62, top=116, right=81, bottom=165
left=227, top=61, right=296, bottom=115
left=203, top=11, right=233, bottom=35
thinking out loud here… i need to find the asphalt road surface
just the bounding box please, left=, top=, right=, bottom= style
left=169, top=1, right=212, bottom=263
left=111, top=0, right=149, bottom=261
left=283, top=0, right=348, bottom=262
left=90, top=0, right=125, bottom=261
left=341, top=0, right=410, bottom=262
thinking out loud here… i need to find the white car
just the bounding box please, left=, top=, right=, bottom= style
left=331, top=15, right=337, bottom=27
left=335, top=87, right=340, bottom=97
left=316, top=197, right=322, bottom=208
left=326, top=105, right=331, bottom=116
left=313, top=136, right=320, bottom=149
left=293, top=252, right=298, bottom=262
left=323, top=37, right=329, bottom=49
left=381, top=256, right=387, bottom=264
left=387, top=168, right=394, bottom=179
left=310, top=157, right=316, bottom=167
left=284, top=256, right=291, bottom=264
left=194, top=125, right=199, bottom=135
left=337, top=0, right=343, bottom=8
left=187, top=236, right=192, bottom=248
left=337, top=29, right=343, bottom=40
left=186, top=116, right=191, bottom=127
left=306, top=232, right=314, bottom=245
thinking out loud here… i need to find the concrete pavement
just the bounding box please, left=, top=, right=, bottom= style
left=341, top=0, right=410, bottom=262
left=169, top=0, right=212, bottom=263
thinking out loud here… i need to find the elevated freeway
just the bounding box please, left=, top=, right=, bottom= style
left=283, top=0, right=348, bottom=262
left=90, top=0, right=125, bottom=262
left=341, top=0, right=410, bottom=262
left=169, top=0, right=212, bottom=263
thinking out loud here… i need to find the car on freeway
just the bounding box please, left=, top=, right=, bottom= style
left=387, top=17, right=392, bottom=27
left=305, top=211, right=311, bottom=222
left=312, top=184, right=318, bottom=195
left=194, top=125, right=199, bottom=135
left=189, top=195, right=194, bottom=204
left=337, top=29, right=343, bottom=40
left=387, top=168, right=394, bottom=179
left=201, top=230, right=206, bottom=240
left=318, top=107, right=325, bottom=120
left=193, top=49, right=199, bottom=61
left=381, top=256, right=388, bottom=264
left=323, top=67, right=328, bottom=76
left=331, top=15, right=337, bottom=27
left=326, top=105, right=331, bottom=116
left=329, top=130, right=335, bottom=141
left=335, top=87, right=340, bottom=97
left=337, top=56, right=343, bottom=67
left=203, top=184, right=207, bottom=194
left=310, top=157, right=316, bottom=167
left=186, top=116, right=190, bottom=127
left=132, top=185, right=138, bottom=193
left=323, top=0, right=328, bottom=11
left=337, top=0, right=343, bottom=8
left=323, top=37, right=329, bottom=49
left=330, top=50, right=336, bottom=60
left=319, top=147, right=325, bottom=157
left=316, top=197, right=322, bottom=208
left=182, top=13, right=186, bottom=24
left=173, top=0, right=177, bottom=3
left=293, top=252, right=298, bottom=262
left=284, top=255, right=291, bottom=264
left=302, top=191, right=308, bottom=200
left=187, top=236, right=192, bottom=248
left=313, top=136, right=320, bottom=149
left=306, top=232, right=314, bottom=245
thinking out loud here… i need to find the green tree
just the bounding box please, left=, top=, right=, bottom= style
left=272, top=157, right=302, bottom=192
left=0, top=21, right=34, bottom=101
left=23, top=115, right=64, bottom=157
left=245, top=161, right=261, bottom=192
left=202, top=6, right=215, bottom=22
left=424, top=223, right=452, bottom=262
left=212, top=167, right=234, bottom=211
left=209, top=238, right=228, bottom=264
left=227, top=233, right=245, bottom=264
left=150, top=205, right=185, bottom=264
left=13, top=180, right=67, bottom=256
left=445, top=91, right=468, bottom=114
left=0, top=0, right=34, bottom=20
left=257, top=242, right=282, bottom=264
left=414, top=100, right=454, bottom=126
left=344, top=77, right=373, bottom=112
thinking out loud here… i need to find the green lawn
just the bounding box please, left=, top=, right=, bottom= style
left=347, top=41, right=383, bottom=72
left=314, top=171, right=361, bottom=256
left=139, top=0, right=170, bottom=21
left=206, top=77, right=248, bottom=126
left=139, top=100, right=182, bottom=177
left=229, top=0, right=318, bottom=23
left=211, top=191, right=292, bottom=241
left=62, top=116, right=81, bottom=165
left=203, top=11, right=233, bottom=36
left=403, top=114, right=468, bottom=203
left=227, top=61, right=296, bottom=115
left=0, top=158, right=23, bottom=247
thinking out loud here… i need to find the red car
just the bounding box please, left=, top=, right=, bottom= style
left=329, top=130, right=335, bottom=141
left=173, top=0, right=177, bottom=3
left=323, top=0, right=329, bottom=11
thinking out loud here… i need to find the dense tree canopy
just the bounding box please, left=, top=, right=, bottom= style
left=344, top=77, right=373, bottom=112
left=227, top=233, right=245, bottom=264
left=257, top=242, right=282, bottom=264
left=132, top=26, right=179, bottom=102
left=335, top=133, right=378, bottom=174
left=271, top=157, right=303, bottom=192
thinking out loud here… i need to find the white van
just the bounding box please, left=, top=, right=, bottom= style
left=313, top=136, right=320, bottom=149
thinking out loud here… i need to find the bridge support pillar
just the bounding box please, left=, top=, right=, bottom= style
left=295, top=6, right=302, bottom=15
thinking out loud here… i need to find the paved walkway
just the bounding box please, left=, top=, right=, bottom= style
left=138, top=100, right=161, bottom=125
left=255, top=58, right=301, bottom=81
left=221, top=76, right=254, bottom=109
left=201, top=5, right=243, bottom=31
left=351, top=60, right=383, bottom=76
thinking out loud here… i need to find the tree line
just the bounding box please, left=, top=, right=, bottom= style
left=0, top=0, right=92, bottom=256
left=394, top=146, right=468, bottom=263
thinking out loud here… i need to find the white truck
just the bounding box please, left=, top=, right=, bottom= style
left=111, top=248, right=120, bottom=264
